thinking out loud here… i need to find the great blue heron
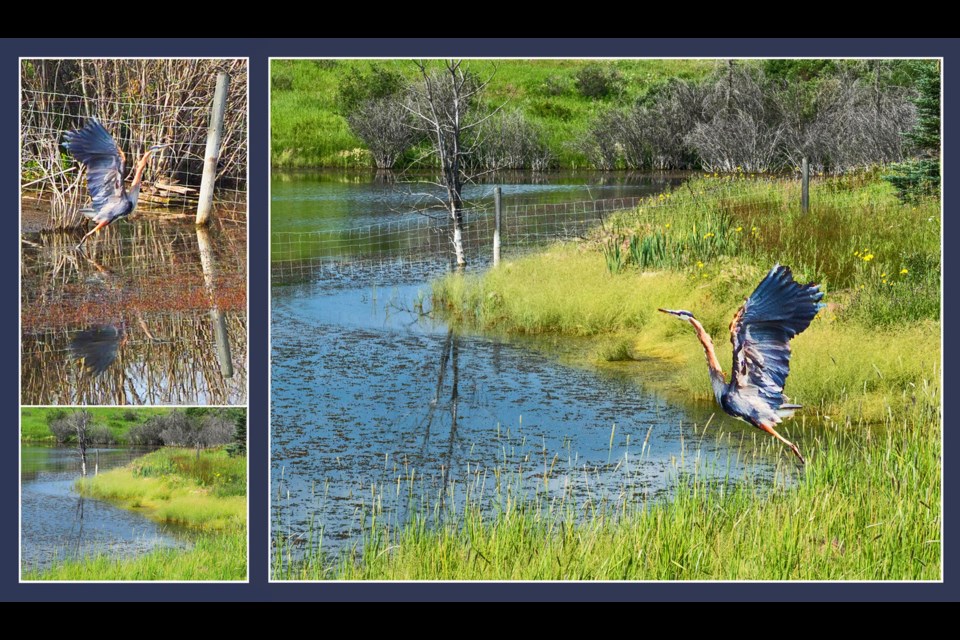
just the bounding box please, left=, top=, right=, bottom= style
left=659, top=264, right=825, bottom=464
left=62, top=119, right=170, bottom=250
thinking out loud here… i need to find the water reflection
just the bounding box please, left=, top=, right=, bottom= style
left=21, top=445, right=191, bottom=574
left=271, top=283, right=789, bottom=565
left=21, top=218, right=246, bottom=405
left=70, top=324, right=124, bottom=375
left=197, top=226, right=234, bottom=379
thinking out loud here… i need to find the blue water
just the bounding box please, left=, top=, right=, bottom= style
left=21, top=445, right=192, bottom=575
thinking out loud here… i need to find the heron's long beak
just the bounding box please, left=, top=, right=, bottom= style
left=149, top=143, right=172, bottom=151
left=657, top=308, right=676, bottom=315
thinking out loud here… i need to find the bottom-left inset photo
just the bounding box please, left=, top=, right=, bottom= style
left=20, top=407, right=247, bottom=581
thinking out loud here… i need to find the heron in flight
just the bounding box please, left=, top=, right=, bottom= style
left=63, top=119, right=170, bottom=250
left=659, top=264, right=825, bottom=464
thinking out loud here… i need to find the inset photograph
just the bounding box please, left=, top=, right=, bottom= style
left=270, top=59, right=940, bottom=581
left=21, top=407, right=247, bottom=581
left=21, top=59, right=248, bottom=405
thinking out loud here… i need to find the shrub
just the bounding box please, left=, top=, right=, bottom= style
left=575, top=65, right=624, bottom=99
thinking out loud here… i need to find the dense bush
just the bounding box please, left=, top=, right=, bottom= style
left=48, top=417, right=74, bottom=444
left=127, top=418, right=166, bottom=446
left=575, top=65, right=624, bottom=99
left=470, top=110, right=555, bottom=172
left=580, top=64, right=925, bottom=173
left=346, top=97, right=421, bottom=169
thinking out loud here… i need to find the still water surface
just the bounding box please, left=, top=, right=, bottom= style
left=21, top=445, right=192, bottom=574
left=271, top=172, right=785, bottom=569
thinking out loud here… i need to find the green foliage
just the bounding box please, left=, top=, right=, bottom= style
left=24, top=531, right=246, bottom=581
left=278, top=408, right=939, bottom=580
left=884, top=60, right=941, bottom=202
left=602, top=233, right=627, bottom=274
left=335, top=64, right=406, bottom=114
left=575, top=64, right=624, bottom=99
left=433, top=174, right=940, bottom=420
left=226, top=411, right=247, bottom=458
left=21, top=408, right=170, bottom=443
left=271, top=59, right=716, bottom=168
left=763, top=59, right=839, bottom=82
left=79, top=447, right=247, bottom=528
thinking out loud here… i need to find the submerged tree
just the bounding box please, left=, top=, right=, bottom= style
left=404, top=60, right=498, bottom=269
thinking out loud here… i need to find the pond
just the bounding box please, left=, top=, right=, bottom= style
left=21, top=444, right=193, bottom=575
left=270, top=171, right=790, bottom=572
left=21, top=215, right=247, bottom=405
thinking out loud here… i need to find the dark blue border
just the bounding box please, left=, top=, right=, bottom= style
left=4, top=38, right=956, bottom=602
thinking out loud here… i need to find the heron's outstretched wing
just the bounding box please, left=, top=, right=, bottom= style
left=62, top=119, right=126, bottom=212
left=727, top=264, right=825, bottom=411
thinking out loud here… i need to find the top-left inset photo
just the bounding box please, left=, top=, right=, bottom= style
left=20, top=58, right=248, bottom=406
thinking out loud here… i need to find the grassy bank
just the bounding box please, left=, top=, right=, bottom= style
left=434, top=174, right=940, bottom=422
left=277, top=174, right=940, bottom=580
left=271, top=59, right=715, bottom=168
left=26, top=448, right=246, bottom=581
left=20, top=407, right=170, bottom=443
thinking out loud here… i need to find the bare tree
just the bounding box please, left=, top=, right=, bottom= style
left=347, top=97, right=422, bottom=169
left=68, top=410, right=93, bottom=477
left=404, top=60, right=498, bottom=269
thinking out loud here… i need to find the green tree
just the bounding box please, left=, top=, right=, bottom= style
left=884, top=60, right=940, bottom=202
left=226, top=410, right=247, bottom=458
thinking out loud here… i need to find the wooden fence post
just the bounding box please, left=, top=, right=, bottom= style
left=801, top=156, right=810, bottom=214
left=493, top=186, right=502, bottom=266
left=196, top=72, right=230, bottom=226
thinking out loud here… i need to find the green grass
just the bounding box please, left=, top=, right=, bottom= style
left=23, top=531, right=246, bottom=581
left=273, top=172, right=940, bottom=581
left=433, top=175, right=940, bottom=422
left=77, top=448, right=246, bottom=529
left=26, top=448, right=247, bottom=581
left=276, top=394, right=939, bottom=580
left=271, top=59, right=717, bottom=169
left=20, top=407, right=170, bottom=443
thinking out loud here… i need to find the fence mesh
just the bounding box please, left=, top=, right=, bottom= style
left=21, top=59, right=248, bottom=227
left=271, top=195, right=646, bottom=285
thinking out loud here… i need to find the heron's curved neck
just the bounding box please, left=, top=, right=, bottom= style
left=688, top=317, right=728, bottom=402
left=131, top=154, right=151, bottom=190
left=127, top=154, right=153, bottom=206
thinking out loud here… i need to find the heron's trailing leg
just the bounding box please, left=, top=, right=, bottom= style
left=757, top=422, right=805, bottom=464
left=76, top=220, right=109, bottom=250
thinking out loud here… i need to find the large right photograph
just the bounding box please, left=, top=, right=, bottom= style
left=269, top=58, right=941, bottom=581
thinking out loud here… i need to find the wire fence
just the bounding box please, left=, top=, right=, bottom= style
left=271, top=195, right=646, bottom=285
left=21, top=59, right=247, bottom=228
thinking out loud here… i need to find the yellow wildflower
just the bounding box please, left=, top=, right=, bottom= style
left=735, top=226, right=743, bottom=232
left=863, top=254, right=874, bottom=262
left=696, top=261, right=704, bottom=269
left=900, top=268, right=909, bottom=275
left=665, top=223, right=671, bottom=229
left=704, top=232, right=715, bottom=238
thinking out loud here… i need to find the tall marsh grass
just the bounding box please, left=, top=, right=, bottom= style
left=77, top=448, right=246, bottom=530
left=276, top=406, right=939, bottom=580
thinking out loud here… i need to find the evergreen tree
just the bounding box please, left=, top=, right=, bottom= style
left=884, top=60, right=940, bottom=202
left=226, top=410, right=246, bottom=458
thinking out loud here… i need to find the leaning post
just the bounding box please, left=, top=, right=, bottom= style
left=196, top=72, right=230, bottom=226
left=493, top=186, right=502, bottom=267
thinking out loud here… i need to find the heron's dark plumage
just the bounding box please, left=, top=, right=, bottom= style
left=63, top=119, right=132, bottom=225
left=660, top=264, right=824, bottom=463
left=726, top=264, right=825, bottom=419
left=69, top=324, right=122, bottom=376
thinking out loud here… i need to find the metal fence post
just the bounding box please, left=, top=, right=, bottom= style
left=493, top=186, right=502, bottom=266
left=196, top=72, right=230, bottom=226
left=801, top=156, right=809, bottom=214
